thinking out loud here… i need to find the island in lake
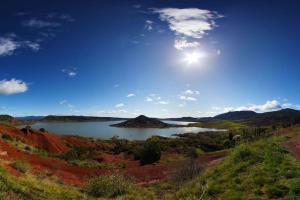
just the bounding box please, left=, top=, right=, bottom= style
left=111, top=115, right=184, bottom=128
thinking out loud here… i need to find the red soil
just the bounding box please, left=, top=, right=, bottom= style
left=0, top=126, right=69, bottom=154
left=0, top=125, right=227, bottom=186
left=284, top=134, right=300, bottom=159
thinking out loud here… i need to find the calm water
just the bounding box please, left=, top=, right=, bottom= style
left=23, top=121, right=222, bottom=140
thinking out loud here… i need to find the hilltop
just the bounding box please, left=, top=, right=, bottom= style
left=111, top=115, right=181, bottom=128
left=214, top=110, right=258, bottom=120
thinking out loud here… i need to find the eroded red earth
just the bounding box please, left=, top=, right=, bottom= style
left=0, top=125, right=227, bottom=186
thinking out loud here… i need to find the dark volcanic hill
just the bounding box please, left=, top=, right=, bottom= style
left=0, top=115, right=14, bottom=123
left=111, top=115, right=178, bottom=128
left=210, top=108, right=300, bottom=126
left=251, top=108, right=300, bottom=126
left=214, top=111, right=258, bottom=120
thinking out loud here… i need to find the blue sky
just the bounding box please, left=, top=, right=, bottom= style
left=0, top=0, right=300, bottom=118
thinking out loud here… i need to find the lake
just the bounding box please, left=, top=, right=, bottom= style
left=24, top=121, right=223, bottom=140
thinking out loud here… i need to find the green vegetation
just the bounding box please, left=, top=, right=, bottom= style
left=0, top=133, right=49, bottom=156
left=191, top=120, right=246, bottom=130
left=84, top=174, right=131, bottom=198
left=171, top=160, right=205, bottom=186
left=134, top=141, right=161, bottom=165
left=0, top=115, right=14, bottom=126
left=0, top=166, right=85, bottom=200
left=57, top=146, right=105, bottom=168
left=12, top=159, right=30, bottom=173
left=167, top=130, right=300, bottom=200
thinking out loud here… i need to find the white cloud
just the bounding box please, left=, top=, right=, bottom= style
left=24, top=41, right=40, bottom=51
left=115, top=103, right=124, bottom=108
left=184, top=89, right=199, bottom=95
left=246, top=100, right=282, bottom=112
left=62, top=68, right=77, bottom=77
left=133, top=4, right=142, bottom=9
left=0, top=79, right=28, bottom=95
left=127, top=93, right=135, bottom=98
left=179, top=102, right=186, bottom=107
left=174, top=39, right=200, bottom=50
left=158, top=101, right=169, bottom=105
left=180, top=95, right=197, bottom=101
left=59, top=99, right=74, bottom=109
left=0, top=37, right=20, bottom=56
left=22, top=19, right=61, bottom=28
left=145, top=97, right=153, bottom=102
left=153, top=8, right=222, bottom=50
left=0, top=36, right=41, bottom=56
left=211, top=100, right=284, bottom=114
left=145, top=20, right=153, bottom=30
left=179, top=89, right=199, bottom=102
left=153, top=8, right=222, bottom=38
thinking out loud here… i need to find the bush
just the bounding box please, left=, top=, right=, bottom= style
left=265, top=184, right=289, bottom=198
left=1, top=133, right=13, bottom=141
left=136, top=141, right=161, bottom=165
left=84, top=174, right=130, bottom=198
left=39, top=128, right=46, bottom=132
left=12, top=160, right=30, bottom=173
left=172, top=160, right=204, bottom=185
left=188, top=148, right=204, bottom=158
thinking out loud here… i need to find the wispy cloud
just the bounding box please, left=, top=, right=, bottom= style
left=174, top=39, right=200, bottom=50
left=127, top=93, right=136, bottom=98
left=184, top=89, right=200, bottom=95
left=0, top=79, right=28, bottom=95
left=59, top=99, right=74, bottom=108
left=22, top=19, right=61, bottom=28
left=115, top=103, right=124, bottom=108
left=59, top=99, right=76, bottom=112
left=0, top=37, right=19, bottom=56
left=145, top=97, right=153, bottom=102
left=145, top=20, right=153, bottom=30
left=179, top=89, right=199, bottom=102
left=210, top=100, right=300, bottom=116
left=153, top=8, right=222, bottom=50
left=180, top=96, right=197, bottom=101
left=62, top=68, right=77, bottom=77
left=158, top=101, right=169, bottom=105
left=133, top=4, right=142, bottom=9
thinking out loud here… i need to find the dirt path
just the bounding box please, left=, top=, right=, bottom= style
left=283, top=134, right=300, bottom=159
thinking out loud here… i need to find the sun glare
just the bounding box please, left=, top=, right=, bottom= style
left=183, top=51, right=205, bottom=65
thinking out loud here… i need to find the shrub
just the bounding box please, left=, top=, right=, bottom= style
left=265, top=184, right=289, bottom=198
left=172, top=160, right=204, bottom=185
left=1, top=133, right=13, bottom=141
left=84, top=174, right=130, bottom=198
left=12, top=160, right=30, bottom=173
left=137, top=141, right=161, bottom=165
left=39, top=128, right=46, bottom=132
left=188, top=148, right=204, bottom=158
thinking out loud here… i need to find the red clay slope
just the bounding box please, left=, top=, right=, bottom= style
left=0, top=125, right=69, bottom=154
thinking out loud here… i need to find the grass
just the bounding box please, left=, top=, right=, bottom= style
left=0, top=166, right=86, bottom=200
left=166, top=128, right=300, bottom=200
left=192, top=120, right=246, bottom=130
left=0, top=164, right=157, bottom=200
left=12, top=159, right=30, bottom=173
left=159, top=153, right=185, bottom=165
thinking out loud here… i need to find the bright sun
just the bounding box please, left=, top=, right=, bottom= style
left=183, top=51, right=205, bottom=65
